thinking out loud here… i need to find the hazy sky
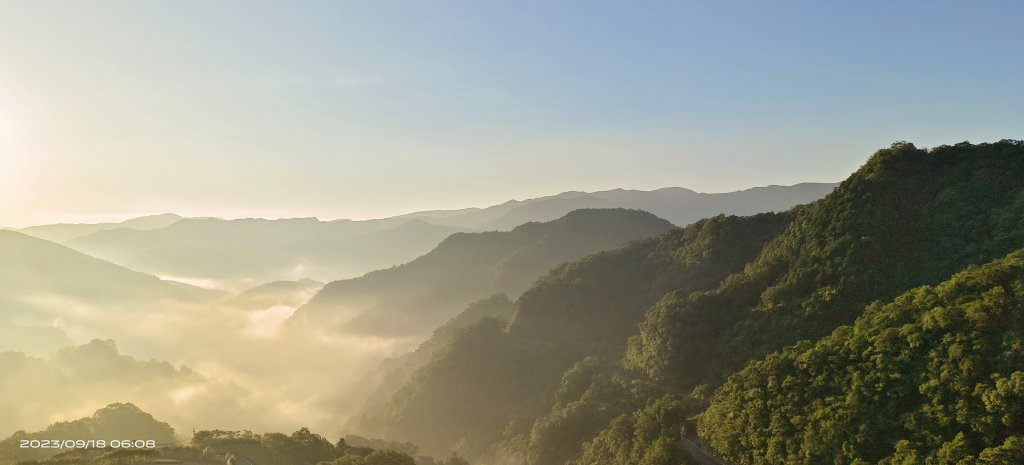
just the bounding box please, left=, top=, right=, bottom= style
left=1, top=1, right=1021, bottom=227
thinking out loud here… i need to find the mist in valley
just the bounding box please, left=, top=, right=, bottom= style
left=0, top=185, right=833, bottom=446
left=3, top=2, right=1022, bottom=463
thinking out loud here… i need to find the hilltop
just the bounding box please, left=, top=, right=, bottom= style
left=353, top=140, right=1024, bottom=464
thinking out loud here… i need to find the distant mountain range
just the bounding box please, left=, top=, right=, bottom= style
left=385, top=183, right=837, bottom=230
left=60, top=217, right=466, bottom=288
left=294, top=208, right=675, bottom=338
left=9, top=183, right=836, bottom=289
left=15, top=213, right=184, bottom=243
left=5, top=140, right=1021, bottom=465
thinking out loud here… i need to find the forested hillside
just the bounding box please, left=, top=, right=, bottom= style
left=295, top=209, right=674, bottom=338
left=626, top=140, right=1024, bottom=388
left=359, top=211, right=793, bottom=460
left=699, top=250, right=1024, bottom=465
left=0, top=405, right=463, bottom=465
left=0, top=403, right=175, bottom=463
left=351, top=294, right=518, bottom=423
left=359, top=140, right=1024, bottom=465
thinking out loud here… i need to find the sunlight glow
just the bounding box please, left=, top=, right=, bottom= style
left=0, top=104, right=26, bottom=206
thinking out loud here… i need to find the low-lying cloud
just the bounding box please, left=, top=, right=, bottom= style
left=1, top=283, right=424, bottom=441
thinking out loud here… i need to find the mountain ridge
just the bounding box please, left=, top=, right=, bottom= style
left=294, top=208, right=676, bottom=338
left=352, top=140, right=1024, bottom=465
left=14, top=213, right=183, bottom=243
left=11, top=183, right=835, bottom=290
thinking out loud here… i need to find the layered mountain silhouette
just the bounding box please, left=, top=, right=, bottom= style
left=382, top=183, right=836, bottom=230
left=60, top=217, right=466, bottom=288
left=14, top=213, right=182, bottom=243
left=353, top=140, right=1024, bottom=464
left=293, top=209, right=675, bottom=338
left=11, top=183, right=835, bottom=291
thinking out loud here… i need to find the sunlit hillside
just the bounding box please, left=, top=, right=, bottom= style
left=2, top=2, right=1021, bottom=464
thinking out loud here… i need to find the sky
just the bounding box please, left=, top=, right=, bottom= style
left=1, top=0, right=1022, bottom=227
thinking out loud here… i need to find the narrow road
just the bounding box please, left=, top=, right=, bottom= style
left=681, top=437, right=732, bottom=465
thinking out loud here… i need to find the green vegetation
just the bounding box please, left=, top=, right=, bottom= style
left=627, top=141, right=1024, bottom=391
left=573, top=396, right=697, bottom=465
left=362, top=211, right=792, bottom=460
left=699, top=250, right=1024, bottom=465
left=4, top=416, right=465, bottom=465
left=352, top=294, right=518, bottom=423
left=5, top=140, right=1021, bottom=464
left=363, top=140, right=1024, bottom=465
left=0, top=403, right=175, bottom=463
left=596, top=140, right=1024, bottom=464
left=185, top=428, right=469, bottom=465
left=297, top=208, right=675, bottom=337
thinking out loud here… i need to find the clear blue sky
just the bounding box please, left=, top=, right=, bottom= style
left=1, top=0, right=1021, bottom=226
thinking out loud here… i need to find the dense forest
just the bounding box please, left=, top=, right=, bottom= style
left=356, top=211, right=794, bottom=459
left=0, top=403, right=175, bottom=463
left=699, top=251, right=1024, bottom=464
left=0, top=404, right=468, bottom=465
left=4, top=141, right=1021, bottom=465
left=356, top=140, right=1024, bottom=465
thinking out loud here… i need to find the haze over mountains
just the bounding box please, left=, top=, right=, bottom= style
left=1, top=141, right=1022, bottom=465
left=349, top=140, right=1024, bottom=465
left=63, top=217, right=467, bottom=289
left=0, top=339, right=258, bottom=441
left=0, top=181, right=838, bottom=452
left=14, top=213, right=184, bottom=243
left=10, top=183, right=835, bottom=290
left=386, top=183, right=836, bottom=230
left=0, top=230, right=205, bottom=305
left=294, top=208, right=675, bottom=338
left=0, top=230, right=209, bottom=354
left=2, top=0, right=1018, bottom=462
